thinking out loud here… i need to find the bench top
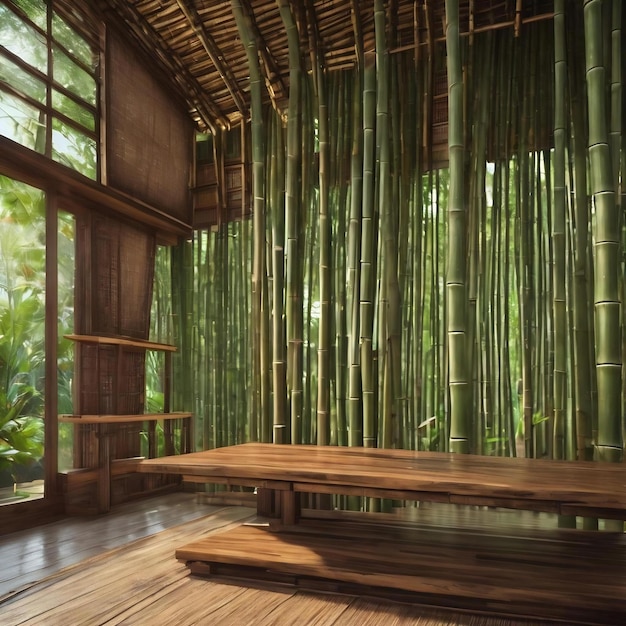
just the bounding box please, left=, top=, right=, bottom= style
left=176, top=518, right=626, bottom=624
left=137, top=443, right=626, bottom=518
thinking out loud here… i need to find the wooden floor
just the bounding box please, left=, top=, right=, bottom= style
left=0, top=493, right=562, bottom=626
left=0, top=491, right=214, bottom=600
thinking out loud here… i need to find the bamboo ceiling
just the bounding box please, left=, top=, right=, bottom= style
left=96, top=0, right=554, bottom=132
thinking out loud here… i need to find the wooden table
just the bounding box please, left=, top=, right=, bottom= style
left=137, top=443, right=626, bottom=524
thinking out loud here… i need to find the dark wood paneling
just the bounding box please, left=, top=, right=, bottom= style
left=107, top=27, right=194, bottom=224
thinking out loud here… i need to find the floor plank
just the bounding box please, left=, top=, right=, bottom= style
left=0, top=492, right=220, bottom=600
left=252, top=591, right=353, bottom=626
left=113, top=580, right=252, bottom=626
left=0, top=505, right=255, bottom=625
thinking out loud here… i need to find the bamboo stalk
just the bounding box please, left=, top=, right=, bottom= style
left=308, top=1, right=332, bottom=447
left=333, top=72, right=349, bottom=447
left=583, top=0, right=622, bottom=462
left=347, top=69, right=364, bottom=450
left=552, top=0, right=567, bottom=460
left=278, top=0, right=304, bottom=444
left=375, top=0, right=402, bottom=450
left=270, top=110, right=287, bottom=444
left=445, top=0, right=470, bottom=454
left=231, top=0, right=269, bottom=442
left=360, top=56, right=377, bottom=449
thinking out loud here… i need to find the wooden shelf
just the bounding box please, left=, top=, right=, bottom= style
left=64, top=334, right=177, bottom=352
left=59, top=412, right=192, bottom=424
left=62, top=331, right=191, bottom=514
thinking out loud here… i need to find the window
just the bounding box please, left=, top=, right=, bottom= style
left=0, top=175, right=46, bottom=503
left=0, top=0, right=100, bottom=180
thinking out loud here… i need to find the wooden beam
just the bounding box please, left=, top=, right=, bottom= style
left=176, top=0, right=248, bottom=117
left=58, top=457, right=145, bottom=489
left=390, top=11, right=556, bottom=54
left=515, top=0, right=523, bottom=37
left=0, top=136, right=192, bottom=238
left=58, top=413, right=193, bottom=424
left=350, top=0, right=364, bottom=66
left=64, top=334, right=177, bottom=352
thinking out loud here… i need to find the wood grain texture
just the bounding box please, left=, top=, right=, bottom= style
left=138, top=443, right=626, bottom=518
left=177, top=517, right=626, bottom=624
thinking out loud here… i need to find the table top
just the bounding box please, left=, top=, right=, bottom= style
left=138, top=443, right=626, bottom=515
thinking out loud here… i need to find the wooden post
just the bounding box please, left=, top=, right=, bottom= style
left=256, top=487, right=275, bottom=517
left=148, top=421, right=157, bottom=458
left=280, top=489, right=300, bottom=525
left=163, top=351, right=174, bottom=455
left=97, top=424, right=111, bottom=513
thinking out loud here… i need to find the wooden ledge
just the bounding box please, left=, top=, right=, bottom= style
left=59, top=412, right=192, bottom=424
left=64, top=334, right=177, bottom=352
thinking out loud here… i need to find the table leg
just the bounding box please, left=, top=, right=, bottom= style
left=257, top=487, right=276, bottom=517
left=280, top=490, right=300, bottom=525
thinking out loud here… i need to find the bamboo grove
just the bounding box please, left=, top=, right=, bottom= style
left=163, top=1, right=625, bottom=465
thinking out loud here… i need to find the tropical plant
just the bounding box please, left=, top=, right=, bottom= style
left=0, top=176, right=46, bottom=488
left=0, top=377, right=44, bottom=483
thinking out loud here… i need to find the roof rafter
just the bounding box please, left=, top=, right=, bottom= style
left=175, top=0, right=248, bottom=118
left=94, top=1, right=557, bottom=132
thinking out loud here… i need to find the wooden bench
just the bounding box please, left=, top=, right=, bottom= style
left=137, top=442, right=626, bottom=524
left=176, top=515, right=626, bottom=624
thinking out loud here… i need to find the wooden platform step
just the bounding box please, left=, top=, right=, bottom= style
left=176, top=518, right=626, bottom=625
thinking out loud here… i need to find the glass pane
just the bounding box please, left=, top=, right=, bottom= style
left=150, top=245, right=173, bottom=344
left=0, top=55, right=46, bottom=104
left=0, top=4, right=48, bottom=73
left=10, top=0, right=47, bottom=30
left=52, top=117, right=97, bottom=179
left=52, top=89, right=95, bottom=131
left=52, top=12, right=97, bottom=72
left=0, top=175, right=46, bottom=505
left=52, top=45, right=96, bottom=106
left=143, top=246, right=172, bottom=458
left=0, top=90, right=46, bottom=152
left=57, top=211, right=75, bottom=472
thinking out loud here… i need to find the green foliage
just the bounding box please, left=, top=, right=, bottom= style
left=0, top=176, right=46, bottom=482
left=515, top=411, right=549, bottom=439
left=0, top=384, right=44, bottom=475
left=417, top=415, right=441, bottom=452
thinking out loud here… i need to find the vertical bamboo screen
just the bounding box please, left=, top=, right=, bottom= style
left=168, top=2, right=624, bottom=463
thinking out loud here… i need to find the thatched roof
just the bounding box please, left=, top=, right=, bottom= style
left=97, top=0, right=553, bottom=133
